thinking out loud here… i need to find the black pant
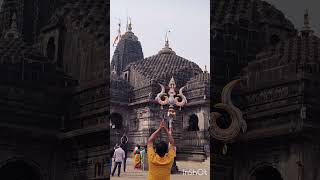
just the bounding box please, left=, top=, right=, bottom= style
left=112, top=162, right=122, bottom=176
left=123, top=156, right=127, bottom=172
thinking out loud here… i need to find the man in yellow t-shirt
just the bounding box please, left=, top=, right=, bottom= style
left=147, top=120, right=175, bottom=180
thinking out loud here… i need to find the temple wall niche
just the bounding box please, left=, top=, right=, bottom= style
left=136, top=107, right=152, bottom=130
left=110, top=106, right=129, bottom=129
left=183, top=106, right=209, bottom=131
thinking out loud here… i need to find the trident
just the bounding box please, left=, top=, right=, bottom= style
left=155, top=77, right=187, bottom=134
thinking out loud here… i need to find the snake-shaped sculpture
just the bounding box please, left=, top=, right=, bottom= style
left=209, top=79, right=247, bottom=142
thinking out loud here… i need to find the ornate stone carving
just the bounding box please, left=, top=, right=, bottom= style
left=209, top=79, right=247, bottom=142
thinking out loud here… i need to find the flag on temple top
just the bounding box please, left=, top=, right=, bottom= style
left=113, top=22, right=122, bottom=47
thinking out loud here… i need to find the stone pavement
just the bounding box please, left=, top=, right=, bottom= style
left=110, top=157, right=210, bottom=180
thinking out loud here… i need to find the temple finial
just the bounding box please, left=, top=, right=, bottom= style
left=158, top=30, right=175, bottom=54
left=4, top=12, right=20, bottom=39
left=301, top=9, right=313, bottom=36
left=112, top=20, right=122, bottom=47
left=303, top=9, right=310, bottom=29
left=118, top=20, right=121, bottom=35
left=128, top=17, right=132, bottom=32
left=204, top=65, right=208, bottom=73
left=165, top=30, right=170, bottom=48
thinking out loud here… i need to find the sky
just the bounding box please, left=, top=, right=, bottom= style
left=110, top=0, right=210, bottom=71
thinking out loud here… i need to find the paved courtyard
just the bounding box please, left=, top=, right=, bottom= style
left=110, top=157, right=210, bottom=180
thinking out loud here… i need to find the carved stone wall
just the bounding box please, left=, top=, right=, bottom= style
left=232, top=137, right=320, bottom=180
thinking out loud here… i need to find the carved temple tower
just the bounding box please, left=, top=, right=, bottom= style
left=0, top=0, right=108, bottom=179
left=211, top=1, right=320, bottom=179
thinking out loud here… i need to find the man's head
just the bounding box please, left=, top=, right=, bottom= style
left=114, top=144, right=119, bottom=149
left=155, top=141, right=168, bottom=157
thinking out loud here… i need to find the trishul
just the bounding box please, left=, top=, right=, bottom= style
left=155, top=77, right=187, bottom=110
left=155, top=77, right=187, bottom=133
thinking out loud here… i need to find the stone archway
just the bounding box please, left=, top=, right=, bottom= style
left=0, top=160, right=43, bottom=180
left=188, top=114, right=200, bottom=131
left=250, top=165, right=283, bottom=180
left=110, top=112, right=123, bottom=129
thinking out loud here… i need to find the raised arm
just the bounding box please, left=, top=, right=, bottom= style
left=164, top=125, right=175, bottom=147
left=147, top=120, right=165, bottom=146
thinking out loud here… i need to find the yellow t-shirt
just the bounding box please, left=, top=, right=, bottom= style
left=147, top=145, right=175, bottom=180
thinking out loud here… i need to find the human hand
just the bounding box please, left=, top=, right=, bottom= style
left=159, top=120, right=166, bottom=129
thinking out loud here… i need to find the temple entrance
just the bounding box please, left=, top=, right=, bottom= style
left=0, top=160, right=42, bottom=180
left=110, top=113, right=123, bottom=129
left=188, top=114, right=200, bottom=131
left=250, top=165, right=283, bottom=180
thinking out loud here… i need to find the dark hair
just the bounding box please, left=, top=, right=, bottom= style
left=156, top=141, right=168, bottom=157
left=137, top=145, right=140, bottom=149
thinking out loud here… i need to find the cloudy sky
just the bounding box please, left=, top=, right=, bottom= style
left=110, top=0, right=210, bottom=71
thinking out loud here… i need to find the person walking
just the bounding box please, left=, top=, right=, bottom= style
left=108, top=147, right=115, bottom=175
left=147, top=120, right=175, bottom=180
left=120, top=137, right=128, bottom=172
left=111, top=144, right=125, bottom=177
left=133, top=144, right=141, bottom=169
left=140, top=145, right=148, bottom=171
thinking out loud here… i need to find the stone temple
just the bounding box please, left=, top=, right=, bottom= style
left=211, top=0, right=320, bottom=180
left=0, top=0, right=108, bottom=179
left=110, top=23, right=210, bottom=161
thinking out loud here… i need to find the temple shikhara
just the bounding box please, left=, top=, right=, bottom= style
left=211, top=0, right=320, bottom=179
left=110, top=22, right=210, bottom=161
left=0, top=0, right=108, bottom=179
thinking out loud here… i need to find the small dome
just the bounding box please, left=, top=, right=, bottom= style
left=158, top=39, right=175, bottom=55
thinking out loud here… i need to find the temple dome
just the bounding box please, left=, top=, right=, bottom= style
left=246, top=12, right=320, bottom=89
left=212, top=0, right=297, bottom=87
left=212, top=0, right=294, bottom=30
left=129, top=45, right=203, bottom=86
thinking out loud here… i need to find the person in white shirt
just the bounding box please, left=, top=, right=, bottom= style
left=112, top=145, right=125, bottom=177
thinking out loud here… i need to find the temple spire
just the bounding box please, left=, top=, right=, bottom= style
left=165, top=30, right=170, bottom=48
left=204, top=65, right=208, bottom=73
left=301, top=9, right=313, bottom=36
left=158, top=30, right=175, bottom=54
left=4, top=12, right=20, bottom=39
left=112, top=20, right=122, bottom=47
left=127, top=17, right=132, bottom=32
